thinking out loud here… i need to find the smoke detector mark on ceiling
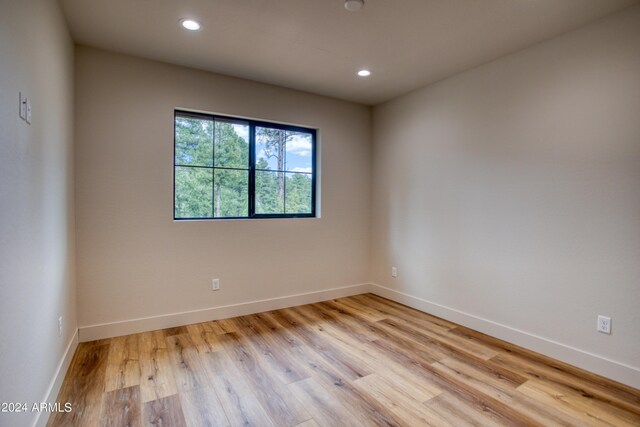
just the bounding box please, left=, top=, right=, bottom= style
left=345, top=0, right=365, bottom=12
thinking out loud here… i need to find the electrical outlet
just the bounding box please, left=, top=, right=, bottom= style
left=597, top=315, right=611, bottom=334
left=212, top=278, right=220, bottom=291
left=58, top=316, right=63, bottom=337
left=391, top=266, right=398, bottom=278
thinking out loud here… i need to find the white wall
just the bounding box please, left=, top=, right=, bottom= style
left=74, top=47, right=371, bottom=335
left=371, top=6, right=640, bottom=387
left=0, top=0, right=77, bottom=426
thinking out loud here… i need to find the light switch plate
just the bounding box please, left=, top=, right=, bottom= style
left=19, top=92, right=27, bottom=120
left=26, top=98, right=32, bottom=124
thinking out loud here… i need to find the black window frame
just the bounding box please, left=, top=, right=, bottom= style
left=174, top=110, right=317, bottom=220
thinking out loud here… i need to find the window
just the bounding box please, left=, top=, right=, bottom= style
left=174, top=110, right=316, bottom=219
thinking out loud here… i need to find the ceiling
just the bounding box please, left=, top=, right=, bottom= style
left=60, top=0, right=638, bottom=105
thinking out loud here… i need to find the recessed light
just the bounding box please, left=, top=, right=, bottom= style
left=180, top=19, right=201, bottom=31
left=357, top=69, right=371, bottom=77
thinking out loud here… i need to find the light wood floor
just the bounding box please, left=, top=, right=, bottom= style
left=49, top=294, right=640, bottom=426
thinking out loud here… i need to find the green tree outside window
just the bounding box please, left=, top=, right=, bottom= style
left=174, top=112, right=315, bottom=219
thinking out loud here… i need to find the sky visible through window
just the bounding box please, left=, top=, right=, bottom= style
left=233, top=124, right=312, bottom=173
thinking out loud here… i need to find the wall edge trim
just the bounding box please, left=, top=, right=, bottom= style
left=34, top=328, right=79, bottom=427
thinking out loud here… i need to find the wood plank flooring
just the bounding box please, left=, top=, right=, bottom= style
left=48, top=294, right=640, bottom=426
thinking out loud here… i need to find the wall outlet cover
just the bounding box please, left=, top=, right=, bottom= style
left=597, top=315, right=611, bottom=334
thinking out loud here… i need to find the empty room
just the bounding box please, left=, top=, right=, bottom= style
left=1, top=0, right=640, bottom=426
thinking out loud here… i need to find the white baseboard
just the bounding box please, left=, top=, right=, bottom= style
left=370, top=283, right=640, bottom=390
left=33, top=328, right=79, bottom=427
left=79, top=283, right=371, bottom=342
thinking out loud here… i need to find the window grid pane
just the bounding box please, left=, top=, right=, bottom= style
left=284, top=172, right=313, bottom=214
left=174, top=166, right=213, bottom=218
left=213, top=168, right=249, bottom=218
left=175, top=116, right=213, bottom=167
left=214, top=120, right=250, bottom=169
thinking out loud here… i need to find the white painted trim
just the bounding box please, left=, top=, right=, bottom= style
left=79, top=283, right=371, bottom=342
left=33, top=329, right=79, bottom=427
left=370, top=283, right=640, bottom=390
